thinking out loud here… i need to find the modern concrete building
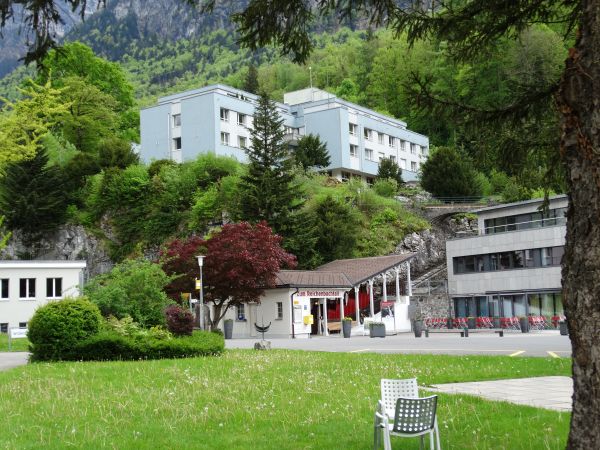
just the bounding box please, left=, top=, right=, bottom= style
left=446, top=195, right=567, bottom=319
left=140, top=85, right=429, bottom=182
left=0, top=260, right=87, bottom=332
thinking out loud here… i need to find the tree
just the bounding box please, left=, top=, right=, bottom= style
left=84, top=258, right=174, bottom=328
left=230, top=1, right=596, bottom=446
left=0, top=148, right=68, bottom=243
left=312, top=195, right=360, bottom=263
left=377, top=157, right=403, bottom=185
left=162, top=222, right=296, bottom=330
left=239, top=92, right=299, bottom=233
left=160, top=235, right=205, bottom=301
left=420, top=146, right=482, bottom=198
left=0, top=216, right=10, bottom=251
left=293, top=134, right=331, bottom=171
left=243, top=64, right=260, bottom=94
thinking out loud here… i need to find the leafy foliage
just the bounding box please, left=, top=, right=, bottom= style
left=293, top=134, right=330, bottom=171
left=0, top=148, right=68, bottom=243
left=165, top=305, right=195, bottom=336
left=420, top=146, right=482, bottom=198
left=28, top=297, right=103, bottom=361
left=377, top=157, right=403, bottom=185
left=84, top=258, right=174, bottom=327
left=239, top=92, right=299, bottom=233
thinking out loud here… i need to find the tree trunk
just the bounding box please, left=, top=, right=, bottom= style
left=557, top=1, right=600, bottom=446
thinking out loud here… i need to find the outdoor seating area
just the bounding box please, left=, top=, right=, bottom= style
left=424, top=316, right=564, bottom=331
left=374, top=378, right=441, bottom=450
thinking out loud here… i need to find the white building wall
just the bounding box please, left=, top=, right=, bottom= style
left=0, top=261, right=86, bottom=330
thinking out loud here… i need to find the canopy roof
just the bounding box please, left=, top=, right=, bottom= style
left=274, top=254, right=415, bottom=289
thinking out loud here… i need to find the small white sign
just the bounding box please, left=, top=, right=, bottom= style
left=9, top=328, right=28, bottom=339
left=297, top=290, right=345, bottom=298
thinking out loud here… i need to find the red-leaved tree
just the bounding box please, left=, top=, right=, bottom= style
left=161, top=222, right=296, bottom=329
left=160, top=235, right=204, bottom=302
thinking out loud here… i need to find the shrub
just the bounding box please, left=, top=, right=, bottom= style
left=85, top=258, right=174, bottom=327
left=165, top=305, right=195, bottom=336
left=373, top=179, right=398, bottom=198
left=420, top=146, right=482, bottom=197
left=28, top=297, right=103, bottom=361
left=71, top=330, right=224, bottom=361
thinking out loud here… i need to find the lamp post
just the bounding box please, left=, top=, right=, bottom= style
left=196, top=255, right=205, bottom=330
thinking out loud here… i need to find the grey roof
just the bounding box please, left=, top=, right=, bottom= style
left=274, top=254, right=415, bottom=289
left=473, top=195, right=568, bottom=214
left=275, top=270, right=352, bottom=288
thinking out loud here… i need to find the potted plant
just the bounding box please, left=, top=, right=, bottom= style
left=519, top=316, right=529, bottom=333
left=369, top=321, right=386, bottom=338
left=224, top=319, right=234, bottom=339
left=467, top=316, right=476, bottom=329
left=342, top=317, right=352, bottom=338
left=559, top=320, right=569, bottom=336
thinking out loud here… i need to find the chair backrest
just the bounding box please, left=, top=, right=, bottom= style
left=392, top=395, right=438, bottom=434
left=381, top=378, right=419, bottom=416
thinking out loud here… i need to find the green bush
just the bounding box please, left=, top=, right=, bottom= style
left=373, top=179, right=398, bottom=198
left=28, top=297, right=103, bottom=361
left=71, top=330, right=224, bottom=361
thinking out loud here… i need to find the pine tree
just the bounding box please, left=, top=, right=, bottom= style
left=377, top=157, right=403, bottom=185
left=293, top=134, right=331, bottom=171
left=239, top=92, right=299, bottom=233
left=243, top=64, right=260, bottom=94
left=0, top=148, right=68, bottom=244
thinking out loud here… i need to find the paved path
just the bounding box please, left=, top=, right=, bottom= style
left=427, top=376, right=573, bottom=411
left=226, top=331, right=571, bottom=357
left=0, top=352, right=29, bottom=372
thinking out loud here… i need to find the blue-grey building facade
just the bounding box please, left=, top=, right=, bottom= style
left=140, top=85, right=429, bottom=182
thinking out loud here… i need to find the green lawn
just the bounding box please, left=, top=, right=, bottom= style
left=0, top=333, right=30, bottom=352
left=0, top=350, right=570, bottom=449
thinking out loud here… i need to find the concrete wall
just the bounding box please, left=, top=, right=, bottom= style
left=0, top=261, right=86, bottom=330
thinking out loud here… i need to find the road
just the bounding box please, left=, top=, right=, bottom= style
left=226, top=330, right=571, bottom=358
left=0, top=352, right=29, bottom=371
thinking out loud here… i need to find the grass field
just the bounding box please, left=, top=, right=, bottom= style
left=0, top=333, right=29, bottom=352
left=0, top=350, right=570, bottom=449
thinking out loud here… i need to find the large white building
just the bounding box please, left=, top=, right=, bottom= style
left=0, top=260, right=87, bottom=332
left=140, top=85, right=429, bottom=182
left=446, top=196, right=567, bottom=319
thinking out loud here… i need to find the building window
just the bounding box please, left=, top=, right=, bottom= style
left=0, top=279, right=8, bottom=299
left=172, top=114, right=181, bottom=127
left=221, top=132, right=230, bottom=146
left=365, top=148, right=374, bottom=161
left=388, top=136, right=396, bottom=148
left=364, top=128, right=373, bottom=141
left=410, top=144, right=417, bottom=154
left=19, top=278, right=35, bottom=299
left=276, top=302, right=283, bottom=319
left=378, top=133, right=385, bottom=145
left=349, top=123, right=357, bottom=135
left=46, top=278, right=62, bottom=299
left=350, top=144, right=358, bottom=157
left=453, top=246, right=564, bottom=274
left=400, top=140, right=407, bottom=152
left=390, top=155, right=397, bottom=164
left=0, top=323, right=7, bottom=333
left=238, top=136, right=247, bottom=148
left=236, top=304, right=246, bottom=321
left=237, top=113, right=247, bottom=126
left=378, top=152, right=385, bottom=162
left=220, top=108, right=229, bottom=122
left=400, top=159, right=407, bottom=169
left=172, top=137, right=182, bottom=151
left=411, top=161, right=418, bottom=171
left=341, top=171, right=351, bottom=181
left=19, top=322, right=27, bottom=328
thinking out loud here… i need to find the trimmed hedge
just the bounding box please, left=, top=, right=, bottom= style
left=69, top=330, right=224, bottom=361
left=28, top=297, right=103, bottom=361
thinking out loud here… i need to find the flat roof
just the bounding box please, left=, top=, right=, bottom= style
left=473, top=195, right=568, bottom=214
left=0, top=260, right=87, bottom=269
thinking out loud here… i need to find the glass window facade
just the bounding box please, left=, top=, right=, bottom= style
left=455, top=292, right=563, bottom=318
left=484, top=207, right=567, bottom=234
left=453, top=246, right=564, bottom=274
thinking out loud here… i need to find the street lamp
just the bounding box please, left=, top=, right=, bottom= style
left=196, top=255, right=205, bottom=330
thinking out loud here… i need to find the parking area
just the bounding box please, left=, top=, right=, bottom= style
left=225, top=330, right=571, bottom=357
